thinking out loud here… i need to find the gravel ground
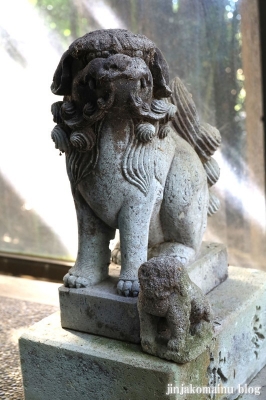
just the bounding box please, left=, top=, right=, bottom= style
left=0, top=296, right=57, bottom=400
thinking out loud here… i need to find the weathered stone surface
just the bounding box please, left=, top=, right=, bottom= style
left=138, top=256, right=213, bottom=363
left=59, top=242, right=227, bottom=343
left=60, top=275, right=140, bottom=343
left=239, top=365, right=266, bottom=398
left=207, top=267, right=266, bottom=396
left=187, top=242, right=228, bottom=294
left=51, top=29, right=222, bottom=297
left=20, top=267, right=266, bottom=400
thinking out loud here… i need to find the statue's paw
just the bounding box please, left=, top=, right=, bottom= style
left=63, top=273, right=89, bottom=289
left=117, top=279, right=139, bottom=297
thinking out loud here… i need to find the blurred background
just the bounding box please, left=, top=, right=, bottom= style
left=0, top=0, right=265, bottom=278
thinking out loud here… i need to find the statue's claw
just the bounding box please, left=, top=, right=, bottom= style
left=132, top=280, right=140, bottom=297
left=63, top=273, right=89, bottom=288
left=117, top=279, right=140, bottom=297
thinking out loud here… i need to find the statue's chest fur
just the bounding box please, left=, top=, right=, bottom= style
left=78, top=115, right=175, bottom=228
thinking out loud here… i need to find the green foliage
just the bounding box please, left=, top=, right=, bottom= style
left=29, top=0, right=94, bottom=47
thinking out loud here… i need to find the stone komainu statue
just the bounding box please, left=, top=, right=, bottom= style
left=138, top=256, right=213, bottom=363
left=51, top=29, right=221, bottom=297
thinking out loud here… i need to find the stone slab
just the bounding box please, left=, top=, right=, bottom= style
left=59, top=241, right=227, bottom=343
left=238, top=364, right=266, bottom=399
left=19, top=266, right=266, bottom=400
left=187, top=242, right=228, bottom=293
left=206, top=267, right=266, bottom=398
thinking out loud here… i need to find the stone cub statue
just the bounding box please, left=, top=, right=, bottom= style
left=138, top=256, right=213, bottom=363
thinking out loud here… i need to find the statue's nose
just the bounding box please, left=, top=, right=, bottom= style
left=105, top=56, right=131, bottom=72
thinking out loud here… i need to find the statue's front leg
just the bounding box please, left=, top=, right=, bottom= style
left=64, top=190, right=115, bottom=288
left=138, top=306, right=158, bottom=355
left=117, top=203, right=151, bottom=296
left=166, top=298, right=190, bottom=352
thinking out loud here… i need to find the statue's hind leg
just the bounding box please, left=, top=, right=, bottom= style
left=154, top=149, right=209, bottom=266
left=64, top=190, right=115, bottom=288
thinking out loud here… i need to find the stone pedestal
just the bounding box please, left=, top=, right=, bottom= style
left=59, top=242, right=228, bottom=343
left=19, top=267, right=266, bottom=400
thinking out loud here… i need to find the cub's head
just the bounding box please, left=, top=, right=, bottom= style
left=138, top=257, right=190, bottom=300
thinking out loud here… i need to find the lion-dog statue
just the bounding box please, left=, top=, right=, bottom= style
left=51, top=29, right=221, bottom=297
left=138, top=256, right=213, bottom=363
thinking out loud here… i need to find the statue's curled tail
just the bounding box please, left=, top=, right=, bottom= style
left=169, top=77, right=221, bottom=216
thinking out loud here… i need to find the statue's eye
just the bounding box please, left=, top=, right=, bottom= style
left=88, top=79, right=96, bottom=90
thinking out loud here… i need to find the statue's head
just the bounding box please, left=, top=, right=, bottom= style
left=51, top=29, right=171, bottom=100
left=138, top=257, right=190, bottom=300
left=71, top=54, right=153, bottom=115
left=51, top=29, right=176, bottom=152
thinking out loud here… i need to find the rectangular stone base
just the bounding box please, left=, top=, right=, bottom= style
left=59, top=242, right=227, bottom=343
left=19, top=266, right=266, bottom=400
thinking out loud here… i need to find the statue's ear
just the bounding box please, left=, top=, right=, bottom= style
left=51, top=50, right=73, bottom=96
left=150, top=47, right=172, bottom=99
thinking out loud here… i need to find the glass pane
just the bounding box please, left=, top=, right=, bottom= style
left=0, top=0, right=265, bottom=269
